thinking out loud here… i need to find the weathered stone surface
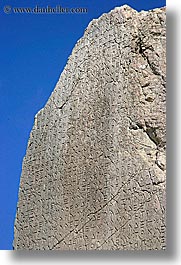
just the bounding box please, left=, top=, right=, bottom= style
left=14, top=5, right=166, bottom=250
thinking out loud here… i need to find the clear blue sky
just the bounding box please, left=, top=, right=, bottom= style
left=0, top=0, right=165, bottom=250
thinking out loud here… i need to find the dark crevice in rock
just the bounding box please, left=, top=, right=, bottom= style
left=145, top=96, right=154, bottom=102
left=53, top=78, right=81, bottom=110
left=141, top=82, right=150, bottom=88
left=155, top=160, right=165, bottom=171
left=137, top=36, right=163, bottom=77
left=57, top=89, right=74, bottom=110
left=155, top=151, right=166, bottom=171
left=145, top=125, right=160, bottom=146
left=129, top=117, right=161, bottom=147
left=128, top=117, right=143, bottom=131
left=152, top=179, right=165, bottom=186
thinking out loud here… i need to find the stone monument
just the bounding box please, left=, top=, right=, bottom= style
left=14, top=5, right=166, bottom=250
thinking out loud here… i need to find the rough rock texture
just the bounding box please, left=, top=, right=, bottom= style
left=14, top=5, right=166, bottom=250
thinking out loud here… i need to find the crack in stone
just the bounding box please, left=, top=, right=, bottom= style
left=96, top=188, right=156, bottom=249
left=128, top=117, right=160, bottom=147
left=51, top=167, right=145, bottom=250
left=137, top=36, right=164, bottom=79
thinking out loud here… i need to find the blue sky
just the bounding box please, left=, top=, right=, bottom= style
left=0, top=0, right=165, bottom=250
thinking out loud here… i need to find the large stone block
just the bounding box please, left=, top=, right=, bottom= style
left=14, top=5, right=166, bottom=250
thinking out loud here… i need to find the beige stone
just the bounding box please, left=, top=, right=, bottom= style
left=14, top=5, right=166, bottom=250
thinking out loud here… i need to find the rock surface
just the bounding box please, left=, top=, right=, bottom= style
left=14, top=5, right=166, bottom=250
